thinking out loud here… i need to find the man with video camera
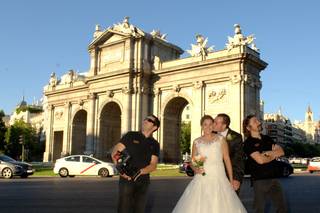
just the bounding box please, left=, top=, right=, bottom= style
left=112, top=115, right=160, bottom=213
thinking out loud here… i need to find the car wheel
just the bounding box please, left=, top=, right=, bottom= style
left=21, top=174, right=29, bottom=178
left=98, top=168, right=109, bottom=177
left=2, top=167, right=13, bottom=179
left=309, top=170, right=314, bottom=174
left=59, top=168, right=69, bottom=178
left=185, top=165, right=194, bottom=177
left=283, top=167, right=290, bottom=177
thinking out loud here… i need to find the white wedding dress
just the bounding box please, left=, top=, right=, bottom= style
left=172, top=136, right=247, bottom=213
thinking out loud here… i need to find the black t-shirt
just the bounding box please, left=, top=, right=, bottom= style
left=244, top=134, right=277, bottom=180
left=120, top=131, right=160, bottom=182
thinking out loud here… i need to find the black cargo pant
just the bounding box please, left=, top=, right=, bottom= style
left=118, top=179, right=149, bottom=213
left=252, top=178, right=287, bottom=213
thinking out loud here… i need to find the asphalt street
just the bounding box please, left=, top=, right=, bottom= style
left=0, top=173, right=319, bottom=213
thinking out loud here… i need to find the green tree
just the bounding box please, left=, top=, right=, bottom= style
left=5, top=120, right=38, bottom=161
left=0, top=110, right=7, bottom=152
left=180, top=122, right=191, bottom=154
left=285, top=140, right=320, bottom=158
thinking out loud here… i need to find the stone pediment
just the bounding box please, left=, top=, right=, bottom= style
left=88, top=30, right=131, bottom=50
left=88, top=17, right=183, bottom=54
left=89, top=17, right=145, bottom=50
left=106, top=32, right=128, bottom=44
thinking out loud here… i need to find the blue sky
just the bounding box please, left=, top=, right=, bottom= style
left=0, top=0, right=319, bottom=121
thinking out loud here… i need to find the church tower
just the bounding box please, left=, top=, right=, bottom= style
left=304, top=105, right=315, bottom=142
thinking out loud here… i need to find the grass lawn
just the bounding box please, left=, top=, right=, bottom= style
left=34, top=169, right=56, bottom=176
left=151, top=169, right=185, bottom=177
left=292, top=164, right=307, bottom=170
left=33, top=166, right=185, bottom=177
left=32, top=162, right=308, bottom=177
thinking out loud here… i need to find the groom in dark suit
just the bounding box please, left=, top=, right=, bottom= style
left=214, top=113, right=245, bottom=194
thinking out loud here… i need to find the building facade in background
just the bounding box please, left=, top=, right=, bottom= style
left=264, top=110, right=294, bottom=145
left=264, top=105, right=320, bottom=145
left=9, top=97, right=46, bottom=143
left=293, top=106, right=320, bottom=144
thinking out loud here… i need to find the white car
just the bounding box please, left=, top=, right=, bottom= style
left=289, top=157, right=301, bottom=164
left=308, top=157, right=320, bottom=173
left=54, top=155, right=118, bottom=178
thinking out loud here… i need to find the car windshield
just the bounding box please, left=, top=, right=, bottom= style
left=0, top=155, right=16, bottom=162
left=311, top=158, right=320, bottom=162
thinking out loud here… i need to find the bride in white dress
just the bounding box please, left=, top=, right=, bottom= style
left=172, top=115, right=247, bottom=213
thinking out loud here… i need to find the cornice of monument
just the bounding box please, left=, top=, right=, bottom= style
left=153, top=46, right=267, bottom=75
left=150, top=36, right=184, bottom=54
left=85, top=69, right=131, bottom=83
left=44, top=84, right=89, bottom=96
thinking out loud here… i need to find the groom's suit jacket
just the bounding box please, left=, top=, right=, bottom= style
left=225, top=129, right=245, bottom=183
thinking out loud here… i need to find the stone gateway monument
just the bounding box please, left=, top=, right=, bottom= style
left=43, top=18, right=267, bottom=163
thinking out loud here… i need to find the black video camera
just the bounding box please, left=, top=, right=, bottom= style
left=114, top=149, right=141, bottom=181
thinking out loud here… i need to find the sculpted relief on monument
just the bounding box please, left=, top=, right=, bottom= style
left=54, top=109, right=64, bottom=121
left=206, top=85, right=228, bottom=105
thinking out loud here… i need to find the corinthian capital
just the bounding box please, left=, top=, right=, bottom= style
left=153, top=87, right=161, bottom=96
left=230, top=74, right=242, bottom=84
left=193, top=81, right=204, bottom=89
left=87, top=92, right=96, bottom=100
left=122, top=86, right=132, bottom=94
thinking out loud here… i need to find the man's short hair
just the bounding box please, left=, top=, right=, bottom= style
left=216, top=113, right=231, bottom=128
left=149, top=115, right=160, bottom=129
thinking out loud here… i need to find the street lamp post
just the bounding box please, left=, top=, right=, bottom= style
left=19, top=135, right=25, bottom=162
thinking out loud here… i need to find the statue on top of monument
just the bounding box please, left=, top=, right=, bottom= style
left=49, top=72, right=57, bottom=87
left=226, top=24, right=257, bottom=51
left=187, top=34, right=214, bottom=58
left=65, top=70, right=74, bottom=85
left=93, top=24, right=103, bottom=39
left=150, top=29, right=167, bottom=41
left=112, top=16, right=144, bottom=37
left=251, top=43, right=260, bottom=52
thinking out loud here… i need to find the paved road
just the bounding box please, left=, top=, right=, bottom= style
left=0, top=173, right=319, bottom=213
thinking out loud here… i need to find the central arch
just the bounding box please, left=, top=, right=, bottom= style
left=162, top=97, right=189, bottom=163
left=71, top=110, right=87, bottom=155
left=99, top=102, right=121, bottom=161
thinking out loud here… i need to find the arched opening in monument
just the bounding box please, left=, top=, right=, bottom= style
left=71, top=110, right=87, bottom=155
left=163, top=97, right=190, bottom=163
left=52, top=131, right=63, bottom=162
left=99, top=102, right=121, bottom=161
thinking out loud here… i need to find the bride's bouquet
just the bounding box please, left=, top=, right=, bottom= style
left=192, top=155, right=206, bottom=176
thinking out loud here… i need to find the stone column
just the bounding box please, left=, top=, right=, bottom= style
left=153, top=87, right=162, bottom=160
left=121, top=87, right=132, bottom=134
left=61, top=102, right=71, bottom=156
left=43, top=105, right=54, bottom=162
left=229, top=73, right=244, bottom=133
left=93, top=95, right=99, bottom=155
left=85, top=93, right=96, bottom=155
left=191, top=81, right=204, bottom=143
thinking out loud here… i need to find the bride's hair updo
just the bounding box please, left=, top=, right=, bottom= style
left=200, top=115, right=214, bottom=126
